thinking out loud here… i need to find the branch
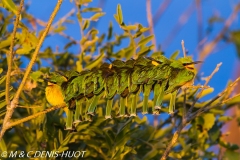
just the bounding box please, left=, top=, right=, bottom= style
left=198, top=4, right=240, bottom=62
left=188, top=62, right=222, bottom=114
left=188, top=77, right=240, bottom=121
left=161, top=2, right=195, bottom=50
left=5, top=0, right=24, bottom=115
left=153, top=0, right=172, bottom=26
left=196, top=0, right=203, bottom=44
left=9, top=104, right=66, bottom=128
left=160, top=122, right=185, bottom=160
left=0, top=0, right=63, bottom=140
left=146, top=0, right=157, bottom=52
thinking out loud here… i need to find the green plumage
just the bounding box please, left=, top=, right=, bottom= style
left=48, top=55, right=198, bottom=128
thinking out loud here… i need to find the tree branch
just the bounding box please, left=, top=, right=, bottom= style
left=188, top=77, right=240, bottom=121
left=146, top=0, right=157, bottom=52
left=0, top=0, right=63, bottom=141
left=5, top=0, right=24, bottom=115
left=198, top=4, right=240, bottom=62
left=188, top=62, right=222, bottom=114
left=153, top=0, right=172, bottom=26
left=9, top=104, right=66, bottom=128
left=160, top=122, right=185, bottom=160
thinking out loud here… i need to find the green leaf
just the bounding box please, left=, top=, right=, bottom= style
left=0, top=76, right=6, bottom=85
left=137, top=45, right=154, bottom=56
left=121, top=25, right=137, bottom=31
left=85, top=52, right=104, bottom=70
left=58, top=130, right=63, bottom=144
left=223, top=149, right=240, bottom=160
left=203, top=113, right=215, bottom=130
left=79, top=0, right=92, bottom=5
left=218, top=116, right=232, bottom=122
left=231, top=30, right=240, bottom=59
left=2, top=0, right=18, bottom=15
left=81, top=7, right=102, bottom=12
left=170, top=50, right=179, bottom=59
left=117, top=4, right=123, bottom=25
left=223, top=94, right=240, bottom=106
left=90, top=12, right=105, bottom=21
left=30, top=71, right=42, bottom=82
left=0, top=36, right=12, bottom=49
left=113, top=14, right=119, bottom=24
left=107, top=22, right=113, bottom=40
left=0, top=86, right=13, bottom=98
left=137, top=35, right=154, bottom=48
left=83, top=20, right=90, bottom=30
left=53, top=26, right=66, bottom=33
left=0, top=139, right=7, bottom=152
left=199, top=88, right=214, bottom=99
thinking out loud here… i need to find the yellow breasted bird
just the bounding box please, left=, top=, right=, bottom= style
left=45, top=81, right=66, bottom=107
left=45, top=72, right=74, bottom=130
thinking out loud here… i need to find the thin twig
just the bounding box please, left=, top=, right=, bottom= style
left=146, top=0, right=157, bottom=52
left=198, top=4, right=240, bottom=62
left=9, top=104, right=66, bottom=128
left=52, top=8, right=75, bottom=28
left=181, top=40, right=187, bottom=57
left=74, top=0, right=84, bottom=39
left=181, top=40, right=187, bottom=118
left=188, top=62, right=222, bottom=114
left=183, top=89, right=187, bottom=119
left=196, top=0, right=203, bottom=44
left=153, top=0, right=172, bottom=26
left=5, top=0, right=24, bottom=114
left=160, top=122, right=185, bottom=160
left=188, top=77, right=240, bottom=121
left=0, top=0, right=63, bottom=140
left=161, top=2, right=195, bottom=51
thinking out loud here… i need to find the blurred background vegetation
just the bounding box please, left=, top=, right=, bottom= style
left=0, top=0, right=240, bottom=159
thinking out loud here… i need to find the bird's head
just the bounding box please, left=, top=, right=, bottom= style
left=176, top=56, right=202, bottom=74
left=45, top=72, right=68, bottom=86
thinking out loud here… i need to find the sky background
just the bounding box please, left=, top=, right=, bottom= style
left=24, top=0, right=240, bottom=123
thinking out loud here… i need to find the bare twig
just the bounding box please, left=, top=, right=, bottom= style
left=9, top=104, right=66, bottom=128
left=161, top=2, right=195, bottom=50
left=52, top=8, right=75, bottom=28
left=188, top=77, right=240, bottom=121
left=181, top=40, right=187, bottom=57
left=181, top=40, right=187, bottom=118
left=183, top=89, right=187, bottom=119
left=153, top=0, right=172, bottom=26
left=146, top=0, right=157, bottom=52
left=198, top=4, right=240, bottom=62
left=74, top=0, right=84, bottom=39
left=196, top=0, right=203, bottom=44
left=5, top=0, right=24, bottom=115
left=160, top=122, right=185, bottom=160
left=188, top=62, right=222, bottom=114
left=0, top=0, right=63, bottom=140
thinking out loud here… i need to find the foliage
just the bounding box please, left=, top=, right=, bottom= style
left=0, top=0, right=240, bottom=160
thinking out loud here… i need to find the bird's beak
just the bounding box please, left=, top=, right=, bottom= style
left=183, top=61, right=203, bottom=66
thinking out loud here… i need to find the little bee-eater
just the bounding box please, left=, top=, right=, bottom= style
left=45, top=81, right=66, bottom=106
left=45, top=72, right=68, bottom=114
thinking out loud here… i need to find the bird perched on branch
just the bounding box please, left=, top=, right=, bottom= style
left=45, top=72, right=68, bottom=114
